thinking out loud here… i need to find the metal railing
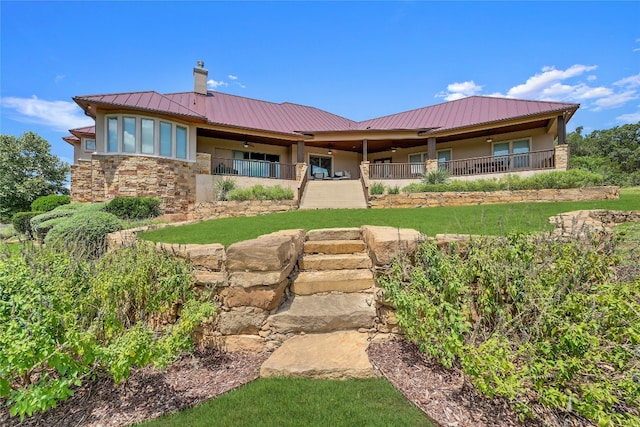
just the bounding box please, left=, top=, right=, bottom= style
left=440, top=149, right=555, bottom=177
left=369, top=162, right=426, bottom=179
left=369, top=149, right=555, bottom=179
left=211, top=157, right=296, bottom=180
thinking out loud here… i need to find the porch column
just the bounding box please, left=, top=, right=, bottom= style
left=427, top=137, right=436, bottom=159
left=554, top=144, right=569, bottom=171
left=362, top=139, right=368, bottom=161
left=557, top=115, right=567, bottom=145
left=297, top=141, right=305, bottom=163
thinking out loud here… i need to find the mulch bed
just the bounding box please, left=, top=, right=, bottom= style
left=0, top=349, right=268, bottom=427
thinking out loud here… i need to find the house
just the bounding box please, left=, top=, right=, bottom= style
left=64, top=62, right=579, bottom=213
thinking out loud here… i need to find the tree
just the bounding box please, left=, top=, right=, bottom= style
left=0, top=132, right=70, bottom=222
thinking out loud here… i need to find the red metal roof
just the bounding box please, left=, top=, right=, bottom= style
left=357, top=96, right=578, bottom=132
left=72, top=91, right=578, bottom=136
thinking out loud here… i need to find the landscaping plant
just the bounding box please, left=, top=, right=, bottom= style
left=226, top=184, right=294, bottom=201
left=105, top=197, right=162, bottom=220
left=0, top=242, right=216, bottom=419
left=379, top=232, right=640, bottom=425
left=215, top=177, right=237, bottom=201
left=369, top=182, right=385, bottom=195
left=30, top=195, right=70, bottom=213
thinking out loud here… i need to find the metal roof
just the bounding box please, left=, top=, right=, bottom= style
left=71, top=91, right=578, bottom=137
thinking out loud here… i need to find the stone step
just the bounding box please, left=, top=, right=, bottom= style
left=268, top=293, right=376, bottom=334
left=291, top=269, right=374, bottom=295
left=299, top=180, right=368, bottom=210
left=260, top=331, right=376, bottom=379
left=306, top=227, right=361, bottom=241
left=300, top=253, right=372, bottom=271
left=304, top=239, right=366, bottom=255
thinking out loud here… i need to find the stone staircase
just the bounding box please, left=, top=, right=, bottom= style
left=261, top=228, right=377, bottom=378
left=299, top=180, right=368, bottom=210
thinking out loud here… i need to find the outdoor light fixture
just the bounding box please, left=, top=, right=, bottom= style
left=486, top=137, right=493, bottom=143
left=243, top=141, right=249, bottom=148
left=327, top=149, right=333, bottom=155
left=391, top=147, right=397, bottom=153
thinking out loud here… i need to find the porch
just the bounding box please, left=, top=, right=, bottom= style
left=368, top=148, right=558, bottom=180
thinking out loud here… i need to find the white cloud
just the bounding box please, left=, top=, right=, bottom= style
left=587, top=75, right=597, bottom=82
left=228, top=74, right=238, bottom=80
left=436, top=80, right=483, bottom=101
left=592, top=90, right=639, bottom=110
left=207, top=79, right=228, bottom=89
left=54, top=74, right=65, bottom=84
left=614, top=73, right=640, bottom=88
left=0, top=95, right=93, bottom=132
left=617, top=108, right=640, bottom=123
left=504, top=64, right=597, bottom=99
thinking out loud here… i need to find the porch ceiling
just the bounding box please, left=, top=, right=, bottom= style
left=196, top=117, right=552, bottom=154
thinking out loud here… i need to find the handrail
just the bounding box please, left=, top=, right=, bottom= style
left=211, top=156, right=297, bottom=180
left=297, top=164, right=308, bottom=204
left=369, top=162, right=426, bottom=179
left=360, top=163, right=370, bottom=202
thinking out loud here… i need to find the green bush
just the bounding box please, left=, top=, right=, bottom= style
left=387, top=185, right=400, bottom=195
left=11, top=211, right=44, bottom=237
left=422, top=169, right=450, bottom=185
left=379, top=233, right=639, bottom=425
left=215, top=177, right=237, bottom=201
left=226, top=184, right=294, bottom=201
left=45, top=211, right=123, bottom=258
left=403, top=170, right=604, bottom=193
left=0, top=225, right=16, bottom=240
left=369, top=182, right=385, bottom=195
left=0, top=242, right=215, bottom=418
left=105, top=197, right=162, bottom=220
left=30, top=209, right=76, bottom=242
left=31, top=195, right=71, bottom=213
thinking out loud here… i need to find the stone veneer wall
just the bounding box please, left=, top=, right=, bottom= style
left=70, top=155, right=197, bottom=214
left=369, top=186, right=619, bottom=208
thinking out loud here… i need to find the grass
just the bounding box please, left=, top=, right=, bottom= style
left=138, top=377, right=436, bottom=427
left=141, top=187, right=640, bottom=246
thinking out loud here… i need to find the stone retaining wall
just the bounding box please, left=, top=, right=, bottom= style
left=189, top=200, right=298, bottom=221
left=369, top=186, right=619, bottom=208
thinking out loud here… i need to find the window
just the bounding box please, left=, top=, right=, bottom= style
left=107, top=117, right=118, bottom=152
left=437, top=149, right=451, bottom=163
left=105, top=115, right=189, bottom=160
left=176, top=126, right=187, bottom=159
left=141, top=119, right=154, bottom=154
left=84, top=139, right=96, bottom=152
left=492, top=138, right=530, bottom=169
left=409, top=152, right=427, bottom=163
left=122, top=117, right=136, bottom=153
left=159, top=122, right=172, bottom=157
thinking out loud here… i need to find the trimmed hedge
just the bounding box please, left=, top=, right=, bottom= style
left=30, top=203, right=107, bottom=242
left=45, top=211, right=122, bottom=259
left=11, top=211, right=44, bottom=238
left=31, top=195, right=71, bottom=213
left=105, top=197, right=162, bottom=220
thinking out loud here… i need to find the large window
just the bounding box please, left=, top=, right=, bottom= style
left=408, top=152, right=428, bottom=163
left=493, top=138, right=530, bottom=169
left=105, top=115, right=189, bottom=160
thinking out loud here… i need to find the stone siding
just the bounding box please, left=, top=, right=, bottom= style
left=369, top=186, right=619, bottom=208
left=70, top=155, right=197, bottom=214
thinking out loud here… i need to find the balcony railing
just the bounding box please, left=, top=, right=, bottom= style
left=211, top=157, right=296, bottom=180
left=369, top=162, right=425, bottom=179
left=369, top=149, right=555, bottom=179
left=440, top=149, right=555, bottom=177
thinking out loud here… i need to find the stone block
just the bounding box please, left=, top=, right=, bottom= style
left=217, top=307, right=268, bottom=335
left=227, top=235, right=295, bottom=271
left=304, top=240, right=366, bottom=255
left=291, top=269, right=374, bottom=295
left=228, top=261, right=295, bottom=288
left=361, top=225, right=423, bottom=266
left=306, top=228, right=361, bottom=241
left=222, top=279, right=288, bottom=310
left=157, top=243, right=226, bottom=271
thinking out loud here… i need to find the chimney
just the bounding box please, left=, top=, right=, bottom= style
left=193, top=60, right=208, bottom=95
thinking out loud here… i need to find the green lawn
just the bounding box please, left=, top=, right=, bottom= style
left=141, top=187, right=640, bottom=246
left=138, top=377, right=435, bottom=427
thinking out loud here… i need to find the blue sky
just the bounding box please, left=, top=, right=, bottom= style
left=1, top=1, right=639, bottom=165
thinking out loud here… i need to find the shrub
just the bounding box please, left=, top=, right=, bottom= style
left=45, top=211, right=123, bottom=259
left=226, top=184, right=294, bottom=201
left=11, top=211, right=44, bottom=238
left=30, top=209, right=76, bottom=242
left=387, top=185, right=400, bottom=195
left=422, top=169, right=450, bottom=185
left=0, top=225, right=16, bottom=240
left=215, top=177, right=237, bottom=201
left=0, top=242, right=215, bottom=418
left=31, top=195, right=71, bottom=213
left=379, top=233, right=639, bottom=425
left=369, top=182, right=385, bottom=195
left=105, top=197, right=162, bottom=220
